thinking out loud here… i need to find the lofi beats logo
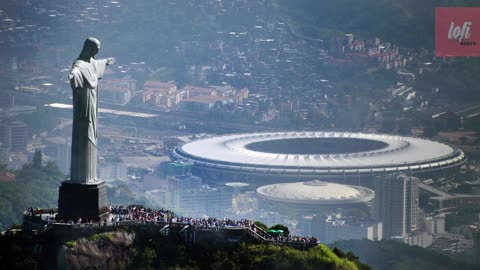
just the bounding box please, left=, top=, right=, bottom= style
left=436, top=8, right=480, bottom=56
left=448, top=21, right=474, bottom=44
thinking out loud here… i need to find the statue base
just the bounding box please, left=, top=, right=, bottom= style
left=57, top=180, right=109, bottom=222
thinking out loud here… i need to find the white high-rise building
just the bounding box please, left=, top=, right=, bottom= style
left=46, top=137, right=71, bottom=175
left=166, top=175, right=233, bottom=217
left=97, top=160, right=128, bottom=181
left=424, top=216, right=445, bottom=234
left=0, top=121, right=28, bottom=152
left=56, top=138, right=71, bottom=175
left=373, top=174, right=419, bottom=238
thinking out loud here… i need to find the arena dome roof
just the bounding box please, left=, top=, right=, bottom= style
left=172, top=132, right=465, bottom=176
left=256, top=180, right=374, bottom=205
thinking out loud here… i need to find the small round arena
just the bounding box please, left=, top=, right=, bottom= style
left=256, top=180, right=374, bottom=205
left=255, top=180, right=374, bottom=214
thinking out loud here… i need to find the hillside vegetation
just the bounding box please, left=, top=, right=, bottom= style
left=0, top=229, right=370, bottom=270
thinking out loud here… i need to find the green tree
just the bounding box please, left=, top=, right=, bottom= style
left=269, top=224, right=290, bottom=237
left=32, top=150, right=42, bottom=169
left=0, top=160, right=64, bottom=231
left=333, top=246, right=346, bottom=258
left=254, top=221, right=268, bottom=231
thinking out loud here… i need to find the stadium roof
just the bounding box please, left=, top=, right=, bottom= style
left=173, top=132, right=465, bottom=176
left=256, top=180, right=374, bottom=205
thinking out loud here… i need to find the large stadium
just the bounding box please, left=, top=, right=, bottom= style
left=172, top=132, right=466, bottom=183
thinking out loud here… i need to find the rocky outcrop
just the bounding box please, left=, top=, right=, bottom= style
left=59, top=231, right=135, bottom=270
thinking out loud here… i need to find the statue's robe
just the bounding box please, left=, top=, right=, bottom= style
left=69, top=58, right=107, bottom=183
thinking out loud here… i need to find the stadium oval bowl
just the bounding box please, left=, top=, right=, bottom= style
left=172, top=132, right=466, bottom=178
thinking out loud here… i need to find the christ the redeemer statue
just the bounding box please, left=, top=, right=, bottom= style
left=69, top=37, right=115, bottom=183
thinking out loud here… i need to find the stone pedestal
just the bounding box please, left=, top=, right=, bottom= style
left=57, top=180, right=109, bottom=222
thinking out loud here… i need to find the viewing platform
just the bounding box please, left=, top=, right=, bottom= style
left=22, top=206, right=319, bottom=250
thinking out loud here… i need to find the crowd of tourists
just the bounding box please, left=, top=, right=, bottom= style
left=26, top=205, right=318, bottom=245
left=272, top=235, right=319, bottom=245
left=107, top=205, right=318, bottom=245
left=108, top=205, right=254, bottom=228
left=25, top=207, right=55, bottom=217
left=249, top=224, right=318, bottom=245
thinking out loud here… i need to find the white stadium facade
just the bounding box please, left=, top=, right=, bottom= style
left=172, top=132, right=466, bottom=184
left=255, top=180, right=374, bottom=218
left=256, top=180, right=374, bottom=207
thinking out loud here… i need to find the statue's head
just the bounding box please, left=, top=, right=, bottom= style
left=79, top=37, right=101, bottom=60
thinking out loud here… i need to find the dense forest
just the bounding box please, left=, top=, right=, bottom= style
left=0, top=155, right=63, bottom=231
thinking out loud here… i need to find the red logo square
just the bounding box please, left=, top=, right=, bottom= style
left=436, top=7, right=480, bottom=57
